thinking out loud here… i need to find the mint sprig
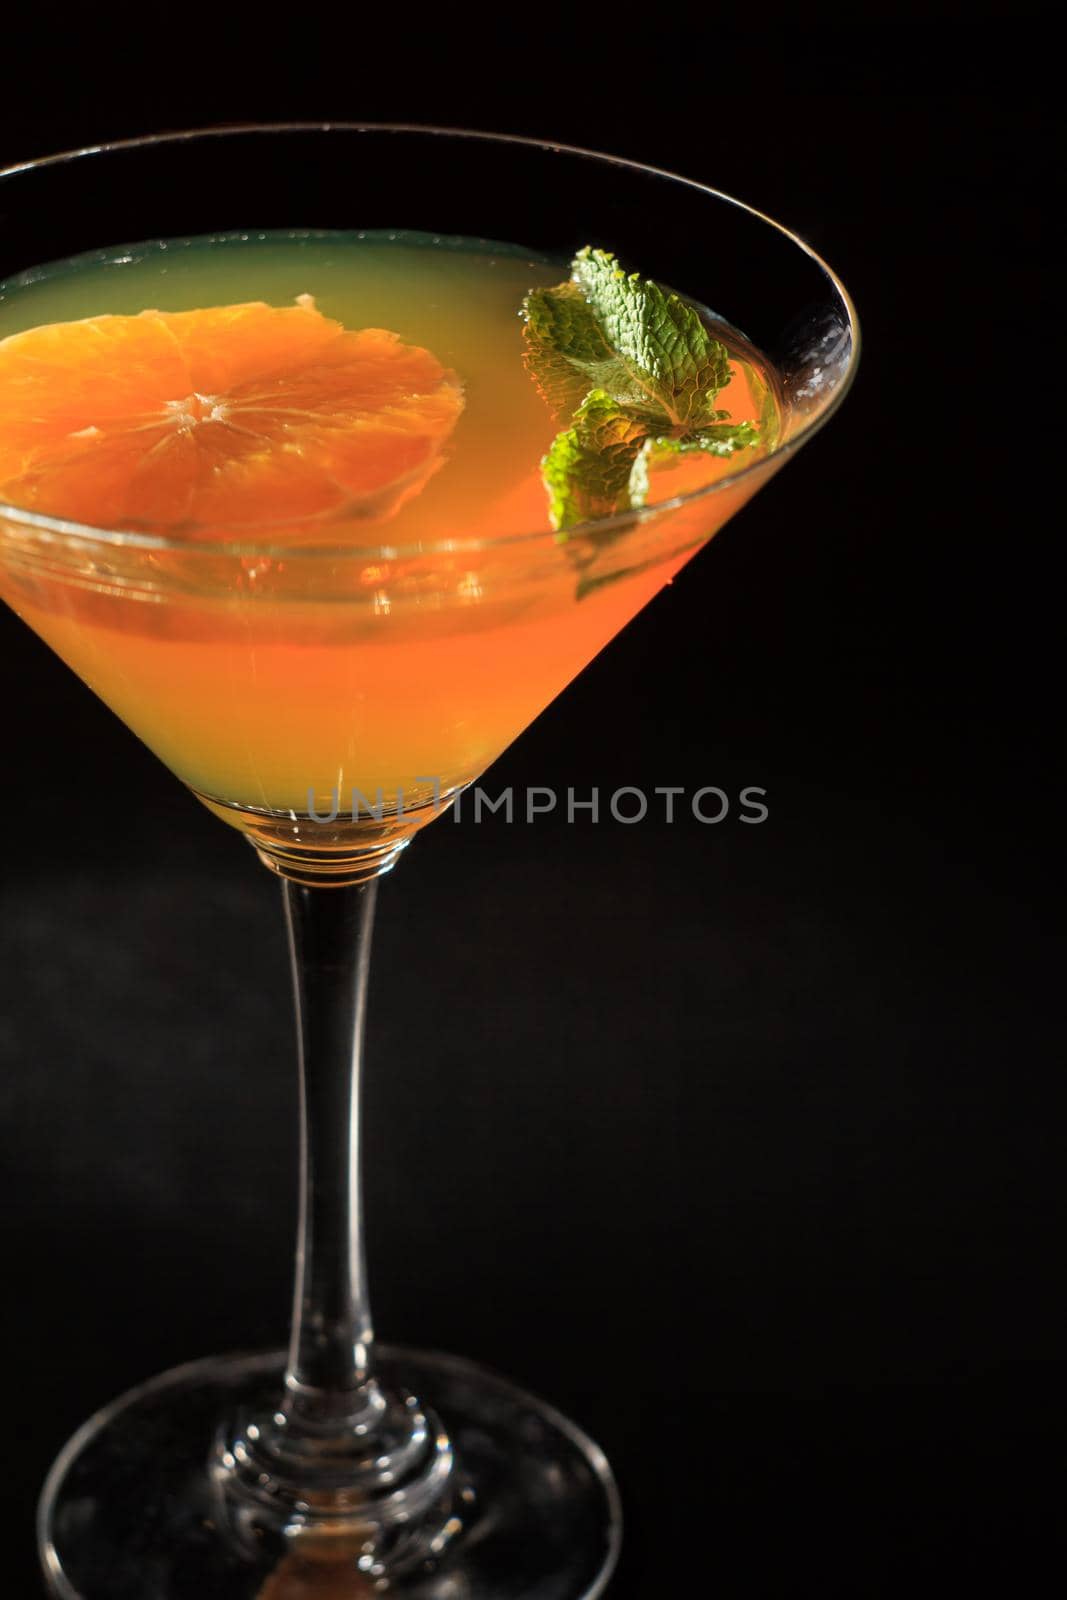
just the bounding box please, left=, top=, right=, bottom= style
left=523, top=247, right=760, bottom=537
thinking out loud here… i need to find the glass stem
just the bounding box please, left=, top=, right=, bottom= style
left=217, top=873, right=456, bottom=1552
left=282, top=878, right=378, bottom=1412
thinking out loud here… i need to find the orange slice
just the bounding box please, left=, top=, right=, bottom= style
left=0, top=300, right=464, bottom=531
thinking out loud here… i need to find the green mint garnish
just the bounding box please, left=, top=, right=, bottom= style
left=523, top=247, right=760, bottom=537
left=541, top=390, right=648, bottom=529
left=570, top=247, right=733, bottom=427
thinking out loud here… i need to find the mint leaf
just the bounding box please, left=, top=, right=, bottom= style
left=522, top=281, right=616, bottom=421
left=628, top=423, right=761, bottom=508
left=541, top=390, right=647, bottom=532
left=523, top=279, right=672, bottom=419
left=570, top=247, right=733, bottom=427
left=524, top=249, right=733, bottom=427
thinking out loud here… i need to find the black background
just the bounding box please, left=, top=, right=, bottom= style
left=0, top=14, right=1060, bottom=1598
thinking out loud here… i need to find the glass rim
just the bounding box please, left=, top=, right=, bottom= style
left=0, top=121, right=861, bottom=560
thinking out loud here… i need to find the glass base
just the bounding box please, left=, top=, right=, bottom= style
left=39, top=1347, right=621, bottom=1599
left=193, top=791, right=456, bottom=886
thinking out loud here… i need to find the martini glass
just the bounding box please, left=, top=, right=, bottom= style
left=0, top=126, right=858, bottom=1599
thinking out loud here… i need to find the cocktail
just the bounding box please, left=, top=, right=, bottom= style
left=0, top=127, right=857, bottom=1598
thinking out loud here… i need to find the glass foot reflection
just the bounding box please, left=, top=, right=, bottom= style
left=39, top=1347, right=621, bottom=1600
